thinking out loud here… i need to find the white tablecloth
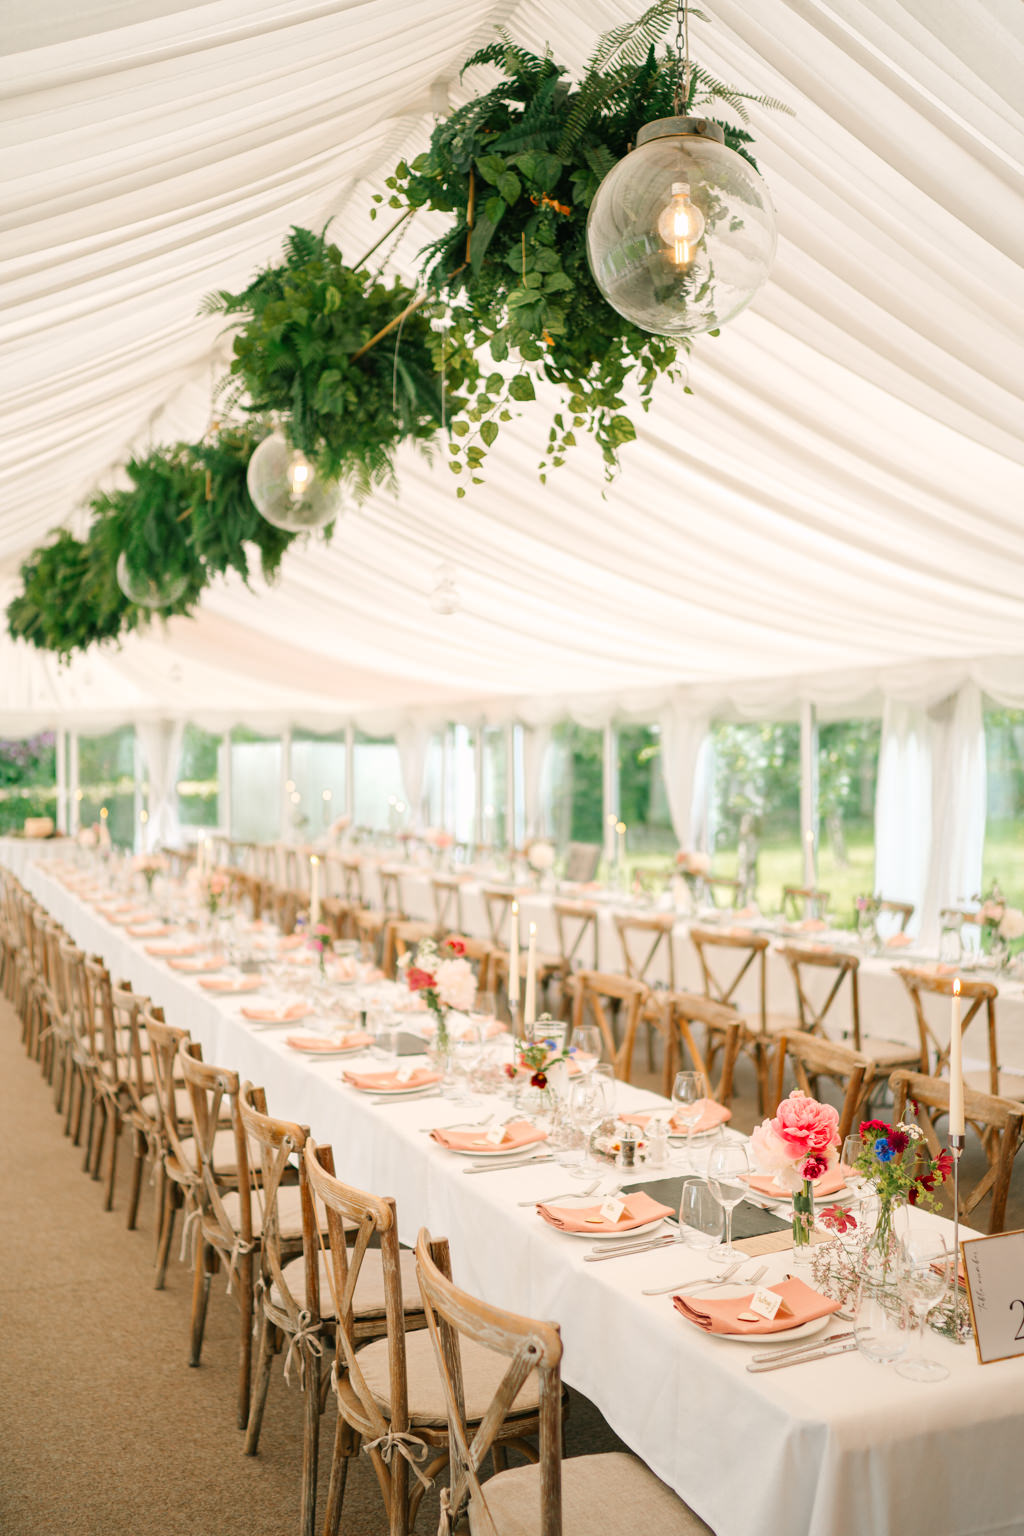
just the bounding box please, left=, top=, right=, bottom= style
left=11, top=852, right=1024, bottom=1536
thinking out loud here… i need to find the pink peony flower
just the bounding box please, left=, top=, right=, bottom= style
left=750, top=1091, right=840, bottom=1192
left=406, top=967, right=436, bottom=993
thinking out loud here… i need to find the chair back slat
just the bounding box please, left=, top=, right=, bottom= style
left=613, top=912, right=675, bottom=989
left=569, top=970, right=647, bottom=1081
left=240, top=1084, right=310, bottom=1326
left=689, top=926, right=769, bottom=1032
left=552, top=901, right=598, bottom=974
left=778, top=943, right=860, bottom=1046
left=895, top=967, right=998, bottom=1092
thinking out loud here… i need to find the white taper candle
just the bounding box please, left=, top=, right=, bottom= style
left=508, top=900, right=520, bottom=1005
left=948, top=978, right=964, bottom=1136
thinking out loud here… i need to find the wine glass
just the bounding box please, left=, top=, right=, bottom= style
left=671, top=1070, right=709, bottom=1168
left=896, top=1238, right=951, bottom=1382
left=841, top=1133, right=874, bottom=1220
left=679, top=1179, right=725, bottom=1250
left=568, top=1071, right=615, bottom=1178
left=570, top=1022, right=602, bottom=1074
left=706, top=1142, right=751, bottom=1262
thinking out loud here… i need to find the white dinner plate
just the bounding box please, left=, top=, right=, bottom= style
left=678, top=1284, right=833, bottom=1344
left=748, top=1183, right=848, bottom=1206
left=561, top=1217, right=666, bottom=1241
left=285, top=1038, right=369, bottom=1056
left=348, top=1079, right=441, bottom=1096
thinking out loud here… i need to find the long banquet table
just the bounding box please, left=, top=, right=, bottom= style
left=9, top=849, right=1024, bottom=1536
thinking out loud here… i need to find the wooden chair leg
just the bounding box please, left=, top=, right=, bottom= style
left=154, top=1183, right=179, bottom=1290
left=104, top=1104, right=122, bottom=1212
left=322, top=1414, right=353, bottom=1536
left=189, top=1240, right=213, bottom=1365
left=300, top=1347, right=320, bottom=1536
left=236, top=1253, right=254, bottom=1431
left=492, top=1445, right=509, bottom=1472
left=244, top=1311, right=275, bottom=1456
left=86, top=1092, right=106, bottom=1180
left=126, top=1129, right=146, bottom=1230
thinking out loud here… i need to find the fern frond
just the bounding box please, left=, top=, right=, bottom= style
left=558, top=2, right=678, bottom=153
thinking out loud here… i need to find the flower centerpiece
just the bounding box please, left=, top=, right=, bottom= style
left=399, top=935, right=477, bottom=1059
left=972, top=882, right=1024, bottom=970
left=846, top=1118, right=953, bottom=1262
left=306, top=921, right=333, bottom=978
left=525, top=840, right=556, bottom=883
left=132, top=852, right=167, bottom=895
left=674, top=849, right=711, bottom=900
left=201, top=870, right=230, bottom=917
left=505, top=1021, right=571, bottom=1091
left=855, top=892, right=880, bottom=948
left=750, top=1090, right=841, bottom=1253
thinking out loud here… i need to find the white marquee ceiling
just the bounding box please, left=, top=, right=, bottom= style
left=2, top=0, right=1023, bottom=731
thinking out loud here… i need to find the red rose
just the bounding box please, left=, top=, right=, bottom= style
left=530, top=1071, right=548, bottom=1089
left=802, top=1155, right=828, bottom=1182
left=859, top=1119, right=890, bottom=1137
left=503, top=1063, right=516, bottom=1080
left=444, top=936, right=467, bottom=956
left=406, top=967, right=437, bottom=992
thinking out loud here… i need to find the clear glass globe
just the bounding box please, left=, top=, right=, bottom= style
left=246, top=432, right=343, bottom=532
left=115, top=552, right=189, bottom=609
left=586, top=120, right=777, bottom=339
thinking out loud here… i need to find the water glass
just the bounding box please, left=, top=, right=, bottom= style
left=679, top=1180, right=725, bottom=1250
left=570, top=1022, right=602, bottom=1073
left=706, top=1142, right=751, bottom=1263
left=671, top=1070, right=709, bottom=1168
left=854, top=1275, right=908, bottom=1366
left=896, top=1239, right=951, bottom=1382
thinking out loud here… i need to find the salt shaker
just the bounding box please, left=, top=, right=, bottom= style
left=618, top=1126, right=639, bottom=1169
left=644, top=1117, right=670, bottom=1168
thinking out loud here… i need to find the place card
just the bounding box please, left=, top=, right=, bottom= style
left=396, top=1061, right=417, bottom=1082
left=484, top=1125, right=508, bottom=1146
left=599, top=1197, right=626, bottom=1224
left=962, top=1229, right=1024, bottom=1364
left=747, top=1287, right=793, bottom=1323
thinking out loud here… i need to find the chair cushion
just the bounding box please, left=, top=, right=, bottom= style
left=468, top=1453, right=713, bottom=1536
left=174, top=1126, right=242, bottom=1176
left=219, top=1182, right=306, bottom=1240
left=965, top=1067, right=1024, bottom=1101
left=270, top=1247, right=421, bottom=1319
left=860, top=1036, right=920, bottom=1067
left=356, top=1328, right=539, bottom=1428
left=739, top=1012, right=799, bottom=1037
left=140, top=1086, right=193, bottom=1123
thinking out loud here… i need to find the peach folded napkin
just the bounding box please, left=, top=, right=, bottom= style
left=111, top=912, right=152, bottom=926
left=621, top=1099, right=731, bottom=1136
left=198, top=976, right=264, bottom=993
left=127, top=924, right=171, bottom=938
left=537, top=1190, right=673, bottom=1234
left=286, top=1031, right=373, bottom=1051
left=745, top=1162, right=851, bottom=1199
left=430, top=1119, right=547, bottom=1153
left=168, top=956, right=225, bottom=973
left=241, top=1003, right=312, bottom=1023
left=674, top=1277, right=841, bottom=1335
left=145, top=942, right=202, bottom=957
left=343, top=1067, right=442, bottom=1092
left=797, top=918, right=828, bottom=933
left=277, top=934, right=306, bottom=951
left=885, top=932, right=912, bottom=948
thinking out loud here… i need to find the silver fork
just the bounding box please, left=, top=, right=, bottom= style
left=419, top=1114, right=495, bottom=1134
left=517, top=1177, right=602, bottom=1206
left=641, top=1261, right=767, bottom=1297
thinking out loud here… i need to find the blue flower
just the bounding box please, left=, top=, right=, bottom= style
left=543, top=1038, right=557, bottom=1050
left=874, top=1136, right=895, bottom=1163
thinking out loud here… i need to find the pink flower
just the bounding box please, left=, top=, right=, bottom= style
left=772, top=1090, right=840, bottom=1162
left=820, top=1204, right=857, bottom=1235
left=443, top=936, right=467, bottom=956
left=801, top=1155, right=828, bottom=1182
left=406, top=967, right=436, bottom=992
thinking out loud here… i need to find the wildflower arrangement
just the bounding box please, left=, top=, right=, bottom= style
left=306, top=921, right=333, bottom=976
left=504, top=1016, right=571, bottom=1089
left=202, top=870, right=230, bottom=916
left=854, top=1118, right=952, bottom=1210
left=399, top=935, right=477, bottom=1055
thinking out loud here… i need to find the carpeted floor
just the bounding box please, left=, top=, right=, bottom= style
left=0, top=997, right=630, bottom=1536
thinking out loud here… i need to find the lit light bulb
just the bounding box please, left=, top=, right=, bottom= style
left=656, top=182, right=705, bottom=266
left=287, top=454, right=312, bottom=497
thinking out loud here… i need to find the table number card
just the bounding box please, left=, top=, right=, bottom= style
left=961, top=1229, right=1024, bottom=1365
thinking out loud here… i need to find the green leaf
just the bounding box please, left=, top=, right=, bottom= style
left=485, top=372, right=504, bottom=394
left=496, top=171, right=522, bottom=205
left=476, top=154, right=506, bottom=185
left=509, top=375, right=536, bottom=402
left=480, top=420, right=499, bottom=447
left=543, top=272, right=573, bottom=293
left=453, top=420, right=470, bottom=437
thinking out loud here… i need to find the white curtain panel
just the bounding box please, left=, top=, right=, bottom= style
left=521, top=723, right=552, bottom=839
left=922, top=682, right=987, bottom=944
left=874, top=698, right=933, bottom=933
left=396, top=719, right=432, bottom=828
left=658, top=700, right=711, bottom=851
left=135, top=719, right=184, bottom=853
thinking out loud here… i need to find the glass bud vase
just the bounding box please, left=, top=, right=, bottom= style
left=792, top=1178, right=815, bottom=1250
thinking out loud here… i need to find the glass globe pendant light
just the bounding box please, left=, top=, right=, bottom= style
left=586, top=1, right=777, bottom=339
left=115, top=551, right=189, bottom=609
left=246, top=431, right=344, bottom=532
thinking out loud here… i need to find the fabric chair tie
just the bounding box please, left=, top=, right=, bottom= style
left=179, top=1205, right=201, bottom=1266
left=224, top=1234, right=257, bottom=1296
left=283, top=1309, right=324, bottom=1387
left=363, top=1429, right=434, bottom=1492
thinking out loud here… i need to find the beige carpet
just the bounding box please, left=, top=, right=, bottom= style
left=0, top=998, right=629, bottom=1536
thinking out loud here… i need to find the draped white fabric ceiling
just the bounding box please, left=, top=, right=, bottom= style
left=2, top=0, right=1023, bottom=732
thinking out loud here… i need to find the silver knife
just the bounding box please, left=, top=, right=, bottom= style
left=369, top=1089, right=443, bottom=1105
left=750, top=1330, right=854, bottom=1363
left=462, top=1154, right=554, bottom=1174
left=583, top=1236, right=678, bottom=1263
left=746, top=1338, right=860, bottom=1372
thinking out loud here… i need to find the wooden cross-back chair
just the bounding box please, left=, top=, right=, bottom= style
left=688, top=926, right=797, bottom=1109
left=782, top=885, right=830, bottom=922
left=431, top=874, right=466, bottom=935
left=568, top=971, right=649, bottom=1083
left=42, top=924, right=80, bottom=1120
left=142, top=1013, right=197, bottom=1288
left=305, top=1140, right=546, bottom=1536
left=480, top=887, right=521, bottom=948
left=0, top=874, right=28, bottom=1011
left=339, top=854, right=365, bottom=906
left=225, top=867, right=262, bottom=920
left=242, top=1092, right=424, bottom=1536
left=877, top=898, right=914, bottom=934
left=778, top=943, right=921, bottom=1078
left=74, top=949, right=126, bottom=1205
left=772, top=1033, right=874, bottom=1145
left=657, top=994, right=742, bottom=1106
left=104, top=977, right=171, bottom=1230
left=890, top=1069, right=1024, bottom=1235
left=552, top=900, right=598, bottom=976
left=178, top=1040, right=254, bottom=1429
left=413, top=1228, right=708, bottom=1536
left=893, top=967, right=1019, bottom=1098
left=28, top=907, right=60, bottom=1079
left=705, top=874, right=744, bottom=909
left=378, top=866, right=407, bottom=919
left=613, top=911, right=677, bottom=1073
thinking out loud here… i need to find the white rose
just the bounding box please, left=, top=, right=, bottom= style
left=998, top=907, right=1024, bottom=940
left=435, top=957, right=477, bottom=1013
left=527, top=840, right=555, bottom=872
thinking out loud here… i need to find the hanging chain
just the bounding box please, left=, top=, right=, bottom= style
left=673, top=0, right=691, bottom=115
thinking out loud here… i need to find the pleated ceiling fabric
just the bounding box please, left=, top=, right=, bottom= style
left=1, top=0, right=1023, bottom=730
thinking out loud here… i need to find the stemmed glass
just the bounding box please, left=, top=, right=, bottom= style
left=570, top=1023, right=602, bottom=1074
left=896, top=1238, right=951, bottom=1382
left=671, top=1070, right=709, bottom=1168
left=568, top=1068, right=615, bottom=1178
left=706, top=1142, right=751, bottom=1263
left=841, top=1134, right=874, bottom=1226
